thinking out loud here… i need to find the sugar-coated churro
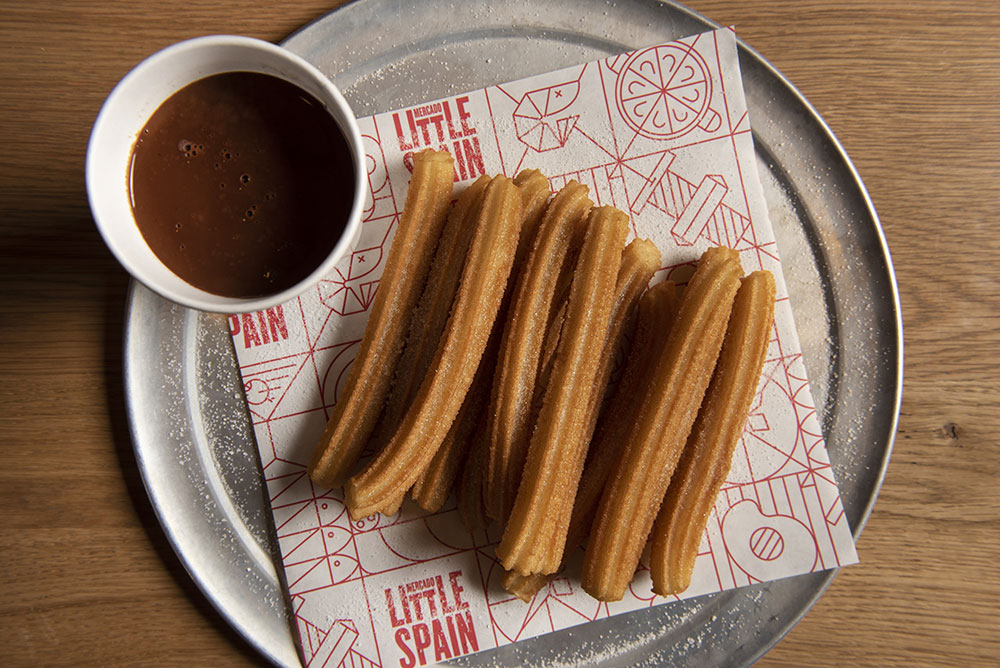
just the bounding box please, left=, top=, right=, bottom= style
left=528, top=299, right=567, bottom=425
left=498, top=206, right=629, bottom=576
left=511, top=169, right=552, bottom=266
left=522, top=204, right=632, bottom=482
left=410, top=345, right=491, bottom=513
left=409, top=394, right=479, bottom=513
left=580, top=238, right=661, bottom=441
left=502, top=570, right=550, bottom=603
left=415, top=169, right=553, bottom=515
left=569, top=280, right=678, bottom=547
left=458, top=432, right=488, bottom=530
left=582, top=246, right=742, bottom=601
left=549, top=239, right=663, bottom=558
left=502, top=278, right=677, bottom=601
left=487, top=181, right=592, bottom=522
left=370, top=176, right=490, bottom=451
left=344, top=176, right=522, bottom=519
left=650, top=270, right=775, bottom=596
left=308, top=150, right=455, bottom=488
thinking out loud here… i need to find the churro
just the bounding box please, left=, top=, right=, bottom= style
left=548, top=240, right=663, bottom=558
left=411, top=347, right=490, bottom=513
left=650, top=270, right=775, bottom=596
left=580, top=238, right=661, bottom=441
left=582, top=246, right=742, bottom=601
left=344, top=176, right=522, bottom=519
left=409, top=392, right=479, bottom=513
left=457, top=433, right=488, bottom=530
left=502, top=279, right=677, bottom=601
left=370, top=175, right=490, bottom=451
left=511, top=169, right=553, bottom=266
left=497, top=206, right=629, bottom=576
left=308, top=150, right=455, bottom=488
left=502, top=570, right=550, bottom=603
left=486, top=181, right=592, bottom=522
left=528, top=299, right=566, bottom=424
left=414, top=170, right=553, bottom=515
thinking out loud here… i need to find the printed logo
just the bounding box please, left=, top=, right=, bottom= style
left=229, top=305, right=289, bottom=349
left=386, top=570, right=479, bottom=667
left=392, top=96, right=485, bottom=181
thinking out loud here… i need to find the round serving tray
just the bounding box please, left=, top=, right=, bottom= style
left=124, top=1, right=902, bottom=666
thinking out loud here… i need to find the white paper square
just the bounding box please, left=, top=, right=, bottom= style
left=230, top=27, right=858, bottom=668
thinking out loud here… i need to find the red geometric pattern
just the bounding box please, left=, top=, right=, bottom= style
left=231, top=28, right=857, bottom=667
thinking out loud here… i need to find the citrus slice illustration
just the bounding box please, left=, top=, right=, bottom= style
left=616, top=44, right=713, bottom=139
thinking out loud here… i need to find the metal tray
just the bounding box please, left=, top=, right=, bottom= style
left=124, top=1, right=902, bottom=666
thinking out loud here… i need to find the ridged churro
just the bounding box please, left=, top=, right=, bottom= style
left=580, top=238, right=661, bottom=441
left=345, top=176, right=522, bottom=519
left=411, top=347, right=490, bottom=513
left=458, top=433, right=488, bottom=531
left=528, top=299, right=566, bottom=424
left=414, top=170, right=553, bottom=514
left=502, top=278, right=677, bottom=601
left=582, top=246, right=742, bottom=601
left=570, top=279, right=678, bottom=549
left=308, top=150, right=455, bottom=488
left=539, top=239, right=662, bottom=562
left=370, top=176, right=490, bottom=451
left=502, top=569, right=549, bottom=603
left=409, top=392, right=480, bottom=513
left=511, top=169, right=553, bottom=265
left=487, top=181, right=592, bottom=522
left=498, top=206, right=629, bottom=576
left=650, top=270, right=775, bottom=596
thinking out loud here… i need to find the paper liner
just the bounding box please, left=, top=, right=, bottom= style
left=228, top=28, right=858, bottom=668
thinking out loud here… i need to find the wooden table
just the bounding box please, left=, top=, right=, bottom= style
left=2, top=1, right=997, bottom=665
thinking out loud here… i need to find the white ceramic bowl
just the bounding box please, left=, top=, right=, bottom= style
left=87, top=35, right=364, bottom=313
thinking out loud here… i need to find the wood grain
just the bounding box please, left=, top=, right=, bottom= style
left=1, top=0, right=997, bottom=666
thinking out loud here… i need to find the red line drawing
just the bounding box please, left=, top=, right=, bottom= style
left=615, top=43, right=719, bottom=140
left=671, top=173, right=728, bottom=245
left=509, top=68, right=584, bottom=152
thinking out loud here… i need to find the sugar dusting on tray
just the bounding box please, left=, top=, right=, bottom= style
left=228, top=27, right=857, bottom=667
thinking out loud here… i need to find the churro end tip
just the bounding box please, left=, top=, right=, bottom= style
left=307, top=467, right=340, bottom=491
left=745, top=268, right=776, bottom=286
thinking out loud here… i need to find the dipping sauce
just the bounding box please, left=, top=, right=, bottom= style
left=129, top=71, right=354, bottom=298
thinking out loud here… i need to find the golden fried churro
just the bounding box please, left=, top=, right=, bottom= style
left=497, top=206, right=629, bottom=576
left=308, top=150, right=454, bottom=488
left=650, top=270, right=775, bottom=596
left=502, top=278, right=677, bottom=602
left=345, top=176, right=522, bottom=519
left=527, top=299, right=567, bottom=423
left=370, top=175, right=490, bottom=451
left=487, top=181, right=592, bottom=522
left=458, top=433, right=488, bottom=530
left=582, top=246, right=742, bottom=601
left=540, top=239, right=662, bottom=557
left=502, top=570, right=550, bottom=603
left=411, top=349, right=490, bottom=513
left=569, top=280, right=678, bottom=546
left=414, top=170, right=553, bottom=515
left=512, top=169, right=552, bottom=265
left=580, top=238, right=661, bottom=440
left=409, top=397, right=478, bottom=512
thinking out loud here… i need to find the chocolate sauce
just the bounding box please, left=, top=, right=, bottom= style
left=129, top=71, right=354, bottom=298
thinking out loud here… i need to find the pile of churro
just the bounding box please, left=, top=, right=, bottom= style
left=308, top=149, right=776, bottom=602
